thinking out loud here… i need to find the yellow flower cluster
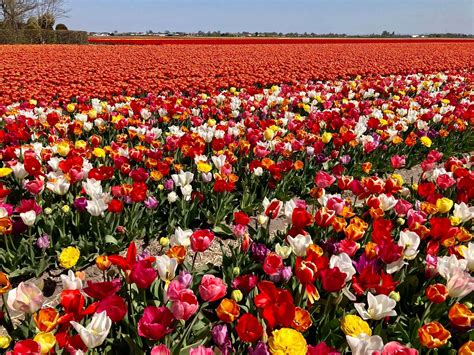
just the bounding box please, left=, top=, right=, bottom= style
left=268, top=328, right=307, bottom=355
left=59, top=246, right=80, bottom=269
left=340, top=314, right=372, bottom=337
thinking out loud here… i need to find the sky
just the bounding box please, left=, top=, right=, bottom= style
left=63, top=0, right=473, bottom=34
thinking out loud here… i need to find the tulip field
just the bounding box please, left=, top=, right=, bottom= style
left=0, top=40, right=473, bottom=354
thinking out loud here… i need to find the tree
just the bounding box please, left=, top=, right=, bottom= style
left=34, top=0, right=68, bottom=29
left=1, top=0, right=67, bottom=29
left=0, top=0, right=37, bottom=29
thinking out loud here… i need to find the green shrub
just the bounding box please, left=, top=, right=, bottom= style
left=0, top=29, right=88, bottom=44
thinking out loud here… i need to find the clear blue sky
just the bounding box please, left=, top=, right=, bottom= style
left=63, top=0, right=473, bottom=34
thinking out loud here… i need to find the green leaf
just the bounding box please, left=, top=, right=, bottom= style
left=105, top=235, right=119, bottom=245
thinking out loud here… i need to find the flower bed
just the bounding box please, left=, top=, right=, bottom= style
left=0, top=71, right=472, bottom=353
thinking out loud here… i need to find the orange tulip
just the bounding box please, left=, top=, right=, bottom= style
left=0, top=218, right=12, bottom=235
left=458, top=341, right=474, bottom=355
left=418, top=321, right=451, bottom=349
left=34, top=308, right=60, bottom=332
left=0, top=272, right=11, bottom=294
left=291, top=307, right=312, bottom=332
left=96, top=255, right=111, bottom=271
left=167, top=246, right=186, bottom=264
left=448, top=303, right=474, bottom=329
left=216, top=298, right=240, bottom=323
left=425, top=284, right=448, bottom=304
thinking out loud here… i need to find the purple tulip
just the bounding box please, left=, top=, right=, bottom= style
left=74, top=197, right=88, bottom=211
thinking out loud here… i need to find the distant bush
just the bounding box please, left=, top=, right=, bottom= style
left=55, top=23, right=68, bottom=31
left=0, top=29, right=87, bottom=44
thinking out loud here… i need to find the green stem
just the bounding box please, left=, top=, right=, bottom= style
left=1, top=293, right=13, bottom=332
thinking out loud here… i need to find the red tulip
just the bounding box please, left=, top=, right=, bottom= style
left=11, top=339, right=41, bottom=354
left=191, top=229, right=214, bottom=252
left=235, top=313, right=263, bottom=343
left=138, top=306, right=175, bottom=340
left=96, top=295, right=128, bottom=322
left=129, top=259, right=158, bottom=289
left=320, top=267, right=347, bottom=292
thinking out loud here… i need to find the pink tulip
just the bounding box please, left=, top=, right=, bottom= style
left=314, top=171, right=336, bottom=188
left=151, top=345, right=171, bottom=355
left=394, top=199, right=412, bottom=217
left=390, top=155, right=406, bottom=169
left=7, top=282, right=44, bottom=314
left=167, top=279, right=187, bottom=301
left=407, top=209, right=427, bottom=228
left=199, top=275, right=227, bottom=302
left=189, top=345, right=214, bottom=355
left=373, top=341, right=418, bottom=355
left=172, top=289, right=199, bottom=321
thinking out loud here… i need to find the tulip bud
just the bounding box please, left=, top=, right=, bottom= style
left=159, top=237, right=169, bottom=247
left=233, top=267, right=240, bottom=276
left=0, top=333, right=11, bottom=349
left=389, top=291, right=400, bottom=302
left=96, top=256, right=111, bottom=271
left=257, top=214, right=268, bottom=226
left=158, top=184, right=164, bottom=190
left=66, top=103, right=75, bottom=113
left=231, top=290, right=243, bottom=303
left=44, top=207, right=52, bottom=215
left=396, top=218, right=405, bottom=225
left=62, top=205, right=70, bottom=213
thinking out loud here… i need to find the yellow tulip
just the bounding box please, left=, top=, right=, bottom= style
left=321, top=132, right=332, bottom=144
left=34, top=332, right=56, bottom=354
left=436, top=198, right=453, bottom=214
left=57, top=141, right=70, bottom=157
left=0, top=168, right=13, bottom=178
left=420, top=136, right=432, bottom=147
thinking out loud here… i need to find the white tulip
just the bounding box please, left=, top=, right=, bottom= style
left=170, top=227, right=192, bottom=247
left=253, top=167, right=263, bottom=176
left=180, top=184, right=193, bottom=200
left=46, top=172, right=70, bottom=195
left=20, top=210, right=36, bottom=227
left=12, top=162, right=28, bottom=180
left=330, top=253, right=356, bottom=282
left=61, top=270, right=83, bottom=290
left=7, top=282, right=44, bottom=314
left=86, top=198, right=108, bottom=217
left=171, top=171, right=194, bottom=187
left=437, top=255, right=467, bottom=279
left=283, top=199, right=297, bottom=223
left=287, top=234, right=312, bottom=257
left=82, top=179, right=103, bottom=199
left=379, top=194, right=398, bottom=211
left=354, top=292, right=397, bottom=320
left=71, top=311, right=112, bottom=349
left=211, top=155, right=226, bottom=171
left=155, top=255, right=177, bottom=283
left=398, top=230, right=420, bottom=260
left=275, top=243, right=292, bottom=259
left=446, top=268, right=474, bottom=299
left=201, top=172, right=213, bottom=183
left=460, top=242, right=474, bottom=272
left=167, top=192, right=178, bottom=203
left=346, top=334, right=384, bottom=355
left=453, top=202, right=474, bottom=223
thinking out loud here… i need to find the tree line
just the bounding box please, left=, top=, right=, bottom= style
left=0, top=0, right=68, bottom=31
